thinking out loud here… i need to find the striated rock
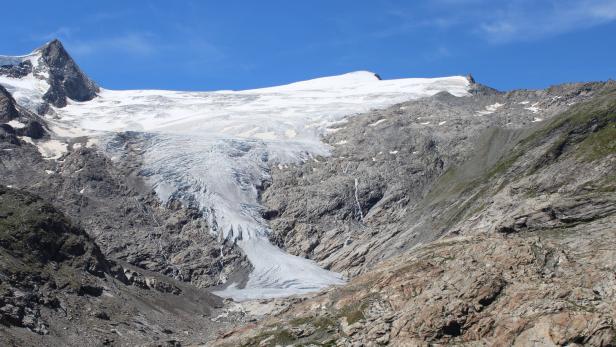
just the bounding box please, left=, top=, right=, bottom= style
left=212, top=221, right=616, bottom=346
left=262, top=81, right=615, bottom=281
left=213, top=82, right=616, bottom=346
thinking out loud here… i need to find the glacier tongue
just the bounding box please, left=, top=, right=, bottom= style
left=3, top=69, right=470, bottom=300
left=214, top=238, right=346, bottom=300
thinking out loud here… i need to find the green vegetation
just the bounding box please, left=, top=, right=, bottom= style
left=0, top=186, right=89, bottom=264
left=415, top=85, right=616, bottom=237
left=576, top=123, right=616, bottom=161
left=0, top=185, right=108, bottom=290
left=243, top=328, right=295, bottom=347
left=534, top=86, right=616, bottom=164
left=340, top=303, right=366, bottom=325
left=242, top=314, right=338, bottom=346
left=290, top=315, right=336, bottom=331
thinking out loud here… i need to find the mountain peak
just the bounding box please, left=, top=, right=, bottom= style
left=0, top=39, right=99, bottom=111
left=35, top=38, right=99, bottom=108
left=466, top=73, right=476, bottom=84
left=30, top=39, right=69, bottom=62
left=38, top=38, right=64, bottom=51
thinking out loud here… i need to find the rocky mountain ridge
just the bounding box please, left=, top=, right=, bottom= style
left=0, top=39, right=98, bottom=114
left=0, top=40, right=614, bottom=346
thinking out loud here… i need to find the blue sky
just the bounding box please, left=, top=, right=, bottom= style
left=2, top=0, right=616, bottom=91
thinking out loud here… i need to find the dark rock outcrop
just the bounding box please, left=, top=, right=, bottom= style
left=0, top=84, right=48, bottom=141
left=0, top=124, right=18, bottom=145
left=0, top=186, right=114, bottom=334
left=14, top=120, right=46, bottom=139
left=0, top=85, right=19, bottom=122
left=38, top=39, right=99, bottom=108
left=0, top=60, right=32, bottom=79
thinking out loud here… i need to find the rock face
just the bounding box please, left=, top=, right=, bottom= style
left=212, top=227, right=616, bottom=346
left=0, top=131, right=248, bottom=290
left=38, top=39, right=99, bottom=108
left=0, top=185, right=112, bottom=335
left=213, top=84, right=616, bottom=345
left=0, top=85, right=19, bottom=122
left=261, top=81, right=614, bottom=278
left=0, top=186, right=230, bottom=346
left=0, top=83, right=48, bottom=141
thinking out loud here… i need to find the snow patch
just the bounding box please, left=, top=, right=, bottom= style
left=86, top=138, right=99, bottom=148
left=369, top=118, right=387, bottom=127
left=18, top=136, right=34, bottom=145
left=6, top=120, right=26, bottom=129
left=0, top=51, right=50, bottom=111
left=325, top=127, right=345, bottom=133
left=476, top=102, right=503, bottom=116
left=525, top=103, right=541, bottom=113
left=36, top=140, right=68, bottom=160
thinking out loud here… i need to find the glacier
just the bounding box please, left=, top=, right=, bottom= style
left=0, top=51, right=50, bottom=111
left=1, top=52, right=470, bottom=300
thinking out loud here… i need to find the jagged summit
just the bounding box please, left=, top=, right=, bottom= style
left=0, top=39, right=98, bottom=112
left=466, top=73, right=476, bottom=84
left=35, top=39, right=99, bottom=108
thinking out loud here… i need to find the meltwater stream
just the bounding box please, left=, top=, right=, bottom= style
left=2, top=60, right=470, bottom=300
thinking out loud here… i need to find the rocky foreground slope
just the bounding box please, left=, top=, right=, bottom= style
left=0, top=186, right=235, bottom=346
left=0, top=40, right=615, bottom=346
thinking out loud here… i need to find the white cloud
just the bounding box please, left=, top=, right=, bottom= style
left=31, top=29, right=224, bottom=64
left=477, top=0, right=616, bottom=42
left=66, top=33, right=157, bottom=57
left=378, top=0, right=616, bottom=43
left=31, top=27, right=76, bottom=42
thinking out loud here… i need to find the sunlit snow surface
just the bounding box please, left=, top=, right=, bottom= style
left=0, top=52, right=50, bottom=110
left=5, top=68, right=470, bottom=300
